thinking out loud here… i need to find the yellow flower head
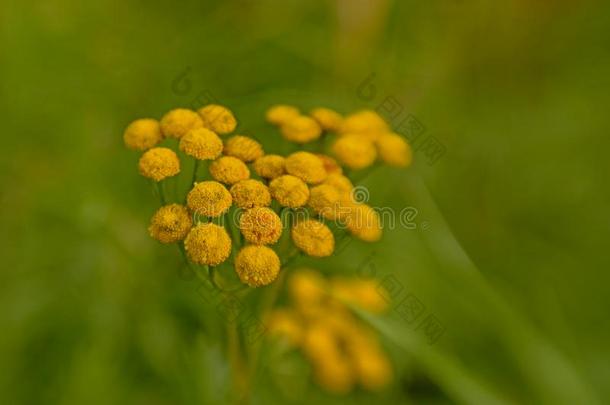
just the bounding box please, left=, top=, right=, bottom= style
left=332, top=135, right=377, bottom=170
left=330, top=278, right=388, bottom=314
left=197, top=104, right=237, bottom=135
left=184, top=223, right=232, bottom=266
left=269, top=175, right=310, bottom=208
left=281, top=115, right=322, bottom=144
left=186, top=181, right=232, bottom=217
left=179, top=127, right=223, bottom=160
left=323, top=173, right=353, bottom=195
left=123, top=118, right=163, bottom=150
left=291, top=219, right=335, bottom=257
left=317, top=154, right=343, bottom=175
left=313, top=357, right=354, bottom=395
left=160, top=108, right=204, bottom=139
left=344, top=203, right=382, bottom=242
left=239, top=207, right=282, bottom=245
left=376, top=133, right=412, bottom=167
left=339, top=110, right=389, bottom=142
left=235, top=245, right=280, bottom=287
left=266, top=309, right=303, bottom=346
left=148, top=204, right=192, bottom=244
left=351, top=347, right=393, bottom=391
left=288, top=269, right=328, bottom=310
left=138, top=147, right=180, bottom=181
left=253, top=154, right=286, bottom=179
left=310, top=107, right=343, bottom=132
left=223, top=135, right=264, bottom=162
left=230, top=179, right=271, bottom=209
left=266, top=104, right=300, bottom=126
left=308, top=184, right=341, bottom=220
left=209, top=156, right=250, bottom=185
left=303, top=322, right=338, bottom=362
left=285, top=151, right=327, bottom=184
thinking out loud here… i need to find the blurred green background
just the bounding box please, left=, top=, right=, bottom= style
left=2, top=0, right=610, bottom=404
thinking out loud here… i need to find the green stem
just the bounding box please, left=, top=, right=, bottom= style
left=156, top=181, right=166, bottom=205
left=191, top=159, right=200, bottom=186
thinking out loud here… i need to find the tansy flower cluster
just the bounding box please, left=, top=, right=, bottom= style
left=124, top=103, right=412, bottom=290
left=266, top=269, right=393, bottom=394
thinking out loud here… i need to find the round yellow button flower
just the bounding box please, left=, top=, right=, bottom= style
left=332, top=135, right=377, bottom=170
left=148, top=204, right=192, bottom=244
left=186, top=181, right=232, bottom=217
left=179, top=127, right=223, bottom=160
left=317, top=154, right=342, bottom=175
left=235, top=245, right=281, bottom=287
left=230, top=179, right=271, bottom=209
left=281, top=115, right=322, bottom=144
left=323, top=173, right=353, bottom=195
left=123, top=118, right=162, bottom=150
left=308, top=184, right=341, bottom=220
left=253, top=154, right=285, bottom=179
left=138, top=147, right=180, bottom=181
left=351, top=348, right=393, bottom=391
left=376, top=133, right=412, bottom=167
left=209, top=156, right=250, bottom=185
left=269, top=175, right=310, bottom=208
left=289, top=269, right=328, bottom=310
left=313, top=355, right=354, bottom=394
left=239, top=207, right=282, bottom=245
left=344, top=203, right=382, bottom=242
left=223, top=135, right=264, bottom=162
left=197, top=104, right=237, bottom=135
left=310, top=107, right=343, bottom=132
left=160, top=108, right=204, bottom=139
left=339, top=110, right=389, bottom=142
left=285, top=151, right=327, bottom=184
left=291, top=220, right=335, bottom=257
left=184, top=223, right=232, bottom=266
left=266, top=309, right=303, bottom=346
left=266, top=104, right=300, bottom=126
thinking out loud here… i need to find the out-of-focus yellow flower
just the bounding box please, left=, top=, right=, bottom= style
left=281, top=116, right=322, bottom=144
left=302, top=322, right=338, bottom=362
left=253, top=154, right=286, bottom=179
left=323, top=173, right=353, bottom=195
left=266, top=104, right=300, bottom=126
left=138, top=147, right=180, bottom=181
left=339, top=110, right=389, bottom=142
left=266, top=309, right=303, bottom=346
left=312, top=352, right=354, bottom=395
left=269, top=175, right=309, bottom=208
left=230, top=179, right=271, bottom=209
left=330, top=278, right=388, bottom=314
left=317, top=154, right=343, bottom=175
left=148, top=204, right=192, bottom=244
left=344, top=203, right=382, bottom=242
left=186, top=181, right=232, bottom=217
left=197, top=104, right=237, bottom=135
left=376, top=133, right=412, bottom=167
left=291, top=220, right=335, bottom=257
left=239, top=207, right=282, bottom=245
left=223, top=135, right=264, bottom=162
left=350, top=347, right=393, bottom=391
left=285, top=151, right=327, bottom=184
left=235, top=245, right=280, bottom=287
left=123, top=118, right=162, bottom=150
left=160, top=108, right=204, bottom=139
left=209, top=156, right=250, bottom=185
left=332, top=135, right=377, bottom=170
left=308, top=184, right=341, bottom=220
left=184, top=223, right=231, bottom=266
left=288, top=269, right=328, bottom=311
left=310, top=107, right=343, bottom=132
left=179, top=127, right=223, bottom=160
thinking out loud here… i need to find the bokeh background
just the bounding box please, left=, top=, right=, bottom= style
left=2, top=0, right=610, bottom=404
